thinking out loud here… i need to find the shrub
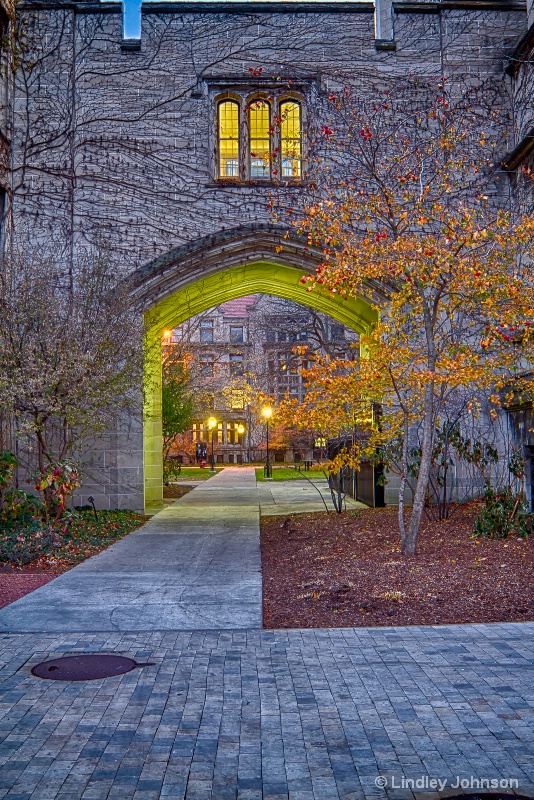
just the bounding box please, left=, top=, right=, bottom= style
left=163, top=459, right=182, bottom=485
left=473, top=486, right=532, bottom=539
left=0, top=521, right=64, bottom=566
left=0, top=450, right=18, bottom=513
left=35, top=462, right=81, bottom=518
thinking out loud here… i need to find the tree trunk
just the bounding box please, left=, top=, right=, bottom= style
left=398, top=415, right=409, bottom=550
left=402, top=384, right=434, bottom=556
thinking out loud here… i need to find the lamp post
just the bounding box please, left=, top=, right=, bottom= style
left=262, top=405, right=273, bottom=479
left=237, top=423, right=245, bottom=465
left=207, top=416, right=217, bottom=473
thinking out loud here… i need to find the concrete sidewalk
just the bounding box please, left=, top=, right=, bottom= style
left=258, top=478, right=366, bottom=516
left=0, top=468, right=262, bottom=633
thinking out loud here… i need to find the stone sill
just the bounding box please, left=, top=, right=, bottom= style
left=204, top=181, right=308, bottom=189
left=121, top=38, right=142, bottom=51
left=375, top=38, right=397, bottom=49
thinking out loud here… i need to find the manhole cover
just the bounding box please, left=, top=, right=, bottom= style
left=31, top=654, right=154, bottom=681
left=447, top=796, right=533, bottom=799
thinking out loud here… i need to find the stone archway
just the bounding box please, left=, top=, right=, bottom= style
left=132, top=225, right=379, bottom=509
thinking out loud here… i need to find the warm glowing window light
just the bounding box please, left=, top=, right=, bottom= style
left=280, top=101, right=301, bottom=178
left=249, top=99, right=271, bottom=179
left=218, top=100, right=239, bottom=178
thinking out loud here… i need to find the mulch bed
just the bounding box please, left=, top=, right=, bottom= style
left=261, top=504, right=534, bottom=628
left=163, top=485, right=193, bottom=499
left=0, top=573, right=59, bottom=609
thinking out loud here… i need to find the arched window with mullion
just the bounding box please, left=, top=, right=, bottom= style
left=218, top=99, right=240, bottom=178
left=249, top=99, right=271, bottom=179
left=280, top=100, right=302, bottom=179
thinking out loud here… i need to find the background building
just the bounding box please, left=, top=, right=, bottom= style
left=168, top=294, right=359, bottom=464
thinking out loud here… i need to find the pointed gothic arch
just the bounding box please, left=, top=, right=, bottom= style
left=132, top=225, right=379, bottom=508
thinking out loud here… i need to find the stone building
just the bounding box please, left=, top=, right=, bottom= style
left=169, top=294, right=358, bottom=464
left=2, top=0, right=533, bottom=509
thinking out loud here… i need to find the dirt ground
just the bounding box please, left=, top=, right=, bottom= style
left=163, top=485, right=194, bottom=499
left=0, top=572, right=59, bottom=609
left=261, top=504, right=534, bottom=628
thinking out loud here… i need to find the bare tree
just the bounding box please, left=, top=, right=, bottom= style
left=0, top=248, right=145, bottom=496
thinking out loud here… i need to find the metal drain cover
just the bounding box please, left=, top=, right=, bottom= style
left=31, top=654, right=154, bottom=681
left=447, top=796, right=533, bottom=799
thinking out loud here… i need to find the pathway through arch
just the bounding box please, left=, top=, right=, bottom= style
left=0, top=468, right=262, bottom=632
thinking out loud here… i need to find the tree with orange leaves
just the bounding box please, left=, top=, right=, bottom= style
left=274, top=77, right=534, bottom=555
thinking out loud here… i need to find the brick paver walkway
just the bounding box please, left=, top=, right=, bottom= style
left=1, top=624, right=533, bottom=799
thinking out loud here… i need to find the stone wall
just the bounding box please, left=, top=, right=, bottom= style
left=8, top=0, right=531, bottom=509
left=13, top=1, right=527, bottom=266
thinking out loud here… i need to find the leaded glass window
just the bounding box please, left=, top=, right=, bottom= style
left=215, top=93, right=303, bottom=182
left=280, top=100, right=301, bottom=178
left=249, top=99, right=271, bottom=179
left=218, top=100, right=240, bottom=178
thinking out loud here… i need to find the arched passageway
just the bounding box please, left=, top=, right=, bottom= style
left=133, top=226, right=379, bottom=508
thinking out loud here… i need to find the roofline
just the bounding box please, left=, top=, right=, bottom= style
left=18, top=0, right=526, bottom=12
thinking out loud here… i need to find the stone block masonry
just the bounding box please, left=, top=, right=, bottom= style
left=8, top=0, right=531, bottom=509
left=13, top=0, right=527, bottom=268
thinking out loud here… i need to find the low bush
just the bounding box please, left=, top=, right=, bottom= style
left=163, top=459, right=182, bottom=485
left=0, top=449, right=145, bottom=568
left=473, top=486, right=532, bottom=539
left=0, top=521, right=64, bottom=566
left=0, top=508, right=145, bottom=568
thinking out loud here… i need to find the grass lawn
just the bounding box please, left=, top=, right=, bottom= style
left=173, top=467, right=223, bottom=481
left=255, top=466, right=326, bottom=482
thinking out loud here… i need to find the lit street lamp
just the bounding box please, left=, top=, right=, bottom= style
left=237, top=423, right=245, bottom=464
left=207, top=416, right=217, bottom=473
left=262, top=405, right=273, bottom=479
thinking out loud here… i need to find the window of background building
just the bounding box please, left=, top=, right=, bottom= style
left=192, top=422, right=206, bottom=442
left=227, top=421, right=246, bottom=444
left=229, top=354, right=244, bottom=375
left=200, top=320, right=214, bottom=343
left=200, top=355, right=214, bottom=377
left=330, top=324, right=345, bottom=342
left=230, top=394, right=245, bottom=410
left=229, top=325, right=244, bottom=343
